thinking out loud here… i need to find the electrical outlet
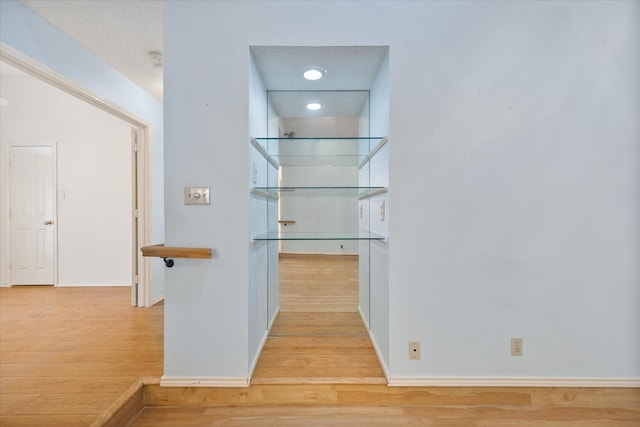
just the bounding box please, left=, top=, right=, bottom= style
left=511, top=338, right=523, bottom=356
left=409, top=341, right=420, bottom=359
left=380, top=201, right=385, bottom=221
left=252, top=162, right=258, bottom=184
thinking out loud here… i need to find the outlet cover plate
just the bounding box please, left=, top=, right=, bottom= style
left=184, top=187, right=210, bottom=205
left=511, top=338, right=523, bottom=356
left=409, top=341, right=420, bottom=359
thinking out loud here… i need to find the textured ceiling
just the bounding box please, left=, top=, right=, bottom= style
left=12, top=4, right=388, bottom=117
left=19, top=0, right=163, bottom=100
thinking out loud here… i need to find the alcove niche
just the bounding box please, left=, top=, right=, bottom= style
left=248, top=46, right=390, bottom=377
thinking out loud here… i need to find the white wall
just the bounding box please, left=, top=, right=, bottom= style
left=0, top=0, right=165, bottom=300
left=386, top=1, right=640, bottom=382
left=1, top=75, right=132, bottom=286
left=164, top=0, right=639, bottom=384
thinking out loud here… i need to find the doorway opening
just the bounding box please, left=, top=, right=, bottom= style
left=0, top=49, right=152, bottom=306
left=249, top=46, right=390, bottom=383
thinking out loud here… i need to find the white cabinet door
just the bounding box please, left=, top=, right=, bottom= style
left=10, top=146, right=55, bottom=285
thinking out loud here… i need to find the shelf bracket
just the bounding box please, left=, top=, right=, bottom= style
left=141, top=244, right=212, bottom=267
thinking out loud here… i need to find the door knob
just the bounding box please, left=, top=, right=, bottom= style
left=44, top=220, right=54, bottom=225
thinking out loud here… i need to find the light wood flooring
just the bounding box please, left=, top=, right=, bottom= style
left=278, top=253, right=359, bottom=312
left=134, top=253, right=640, bottom=426
left=2, top=258, right=639, bottom=426
left=0, top=286, right=163, bottom=427
left=252, top=253, right=386, bottom=384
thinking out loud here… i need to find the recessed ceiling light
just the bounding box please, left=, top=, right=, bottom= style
left=303, top=67, right=326, bottom=81
left=306, top=102, right=323, bottom=111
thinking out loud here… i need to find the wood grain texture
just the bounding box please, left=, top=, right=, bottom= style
left=138, top=384, right=640, bottom=426
left=254, top=255, right=386, bottom=384
left=0, top=286, right=163, bottom=427
left=140, top=243, right=211, bottom=259
left=279, top=254, right=359, bottom=312
left=131, top=253, right=640, bottom=425
left=252, top=312, right=386, bottom=384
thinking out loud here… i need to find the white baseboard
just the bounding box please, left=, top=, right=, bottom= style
left=56, top=283, right=131, bottom=287
left=249, top=306, right=280, bottom=380
left=268, top=306, right=280, bottom=330
left=358, top=308, right=390, bottom=383
left=357, top=305, right=369, bottom=330
left=387, top=377, right=640, bottom=388
left=151, top=294, right=164, bottom=306
left=249, top=329, right=270, bottom=379
left=160, top=376, right=250, bottom=387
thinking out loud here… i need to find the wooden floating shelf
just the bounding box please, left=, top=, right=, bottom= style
left=141, top=243, right=211, bottom=259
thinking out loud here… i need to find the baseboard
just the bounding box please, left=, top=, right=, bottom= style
left=357, top=305, right=369, bottom=332
left=248, top=306, right=279, bottom=380
left=56, top=283, right=131, bottom=287
left=268, top=306, right=280, bottom=330
left=160, top=376, right=250, bottom=387
left=358, top=308, right=390, bottom=383
left=151, top=294, right=164, bottom=306
left=249, top=329, right=270, bottom=379
left=387, top=377, right=640, bottom=388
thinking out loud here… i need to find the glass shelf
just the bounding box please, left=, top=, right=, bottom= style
left=252, top=186, right=387, bottom=197
left=252, top=231, right=386, bottom=241
left=252, top=137, right=386, bottom=168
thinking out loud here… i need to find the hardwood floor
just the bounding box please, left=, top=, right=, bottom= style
left=0, top=286, right=163, bottom=427
left=1, top=259, right=638, bottom=426
left=135, top=384, right=640, bottom=426
left=279, top=253, right=359, bottom=312
left=252, top=254, right=385, bottom=384
left=132, top=253, right=640, bottom=426
left=251, top=312, right=386, bottom=384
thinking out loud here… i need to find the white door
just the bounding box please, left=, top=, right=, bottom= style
left=9, top=146, right=55, bottom=285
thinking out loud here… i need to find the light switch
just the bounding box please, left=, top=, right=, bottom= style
left=184, top=187, right=210, bottom=205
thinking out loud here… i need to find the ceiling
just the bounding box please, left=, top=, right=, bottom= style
left=19, top=0, right=163, bottom=100
left=252, top=46, right=388, bottom=117
left=11, top=3, right=388, bottom=117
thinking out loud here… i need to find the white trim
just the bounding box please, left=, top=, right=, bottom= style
left=357, top=305, right=370, bottom=330
left=160, top=376, right=250, bottom=388
left=56, top=283, right=131, bottom=287
left=358, top=308, right=390, bottom=383
left=249, top=329, right=270, bottom=379
left=0, top=43, right=149, bottom=127
left=249, top=306, right=279, bottom=380
left=387, top=377, right=640, bottom=388
left=1, top=43, right=153, bottom=307
left=268, top=305, right=280, bottom=330
left=151, top=294, right=165, bottom=306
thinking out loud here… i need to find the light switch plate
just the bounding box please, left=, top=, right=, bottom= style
left=184, top=187, right=210, bottom=205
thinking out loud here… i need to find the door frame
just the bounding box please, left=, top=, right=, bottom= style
left=1, top=45, right=153, bottom=307
left=8, top=144, right=58, bottom=285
